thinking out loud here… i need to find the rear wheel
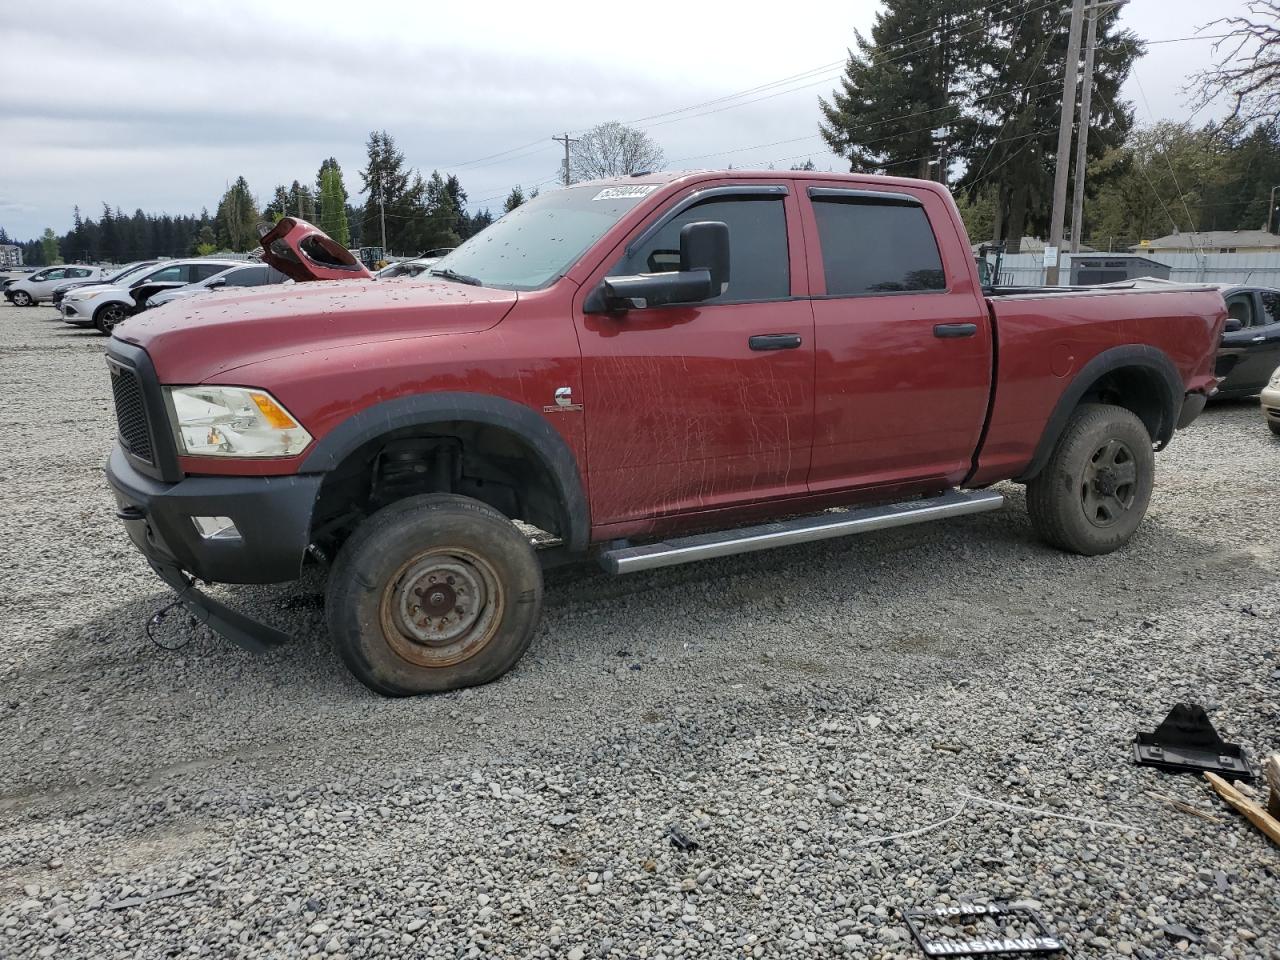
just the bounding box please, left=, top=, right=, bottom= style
left=1026, top=402, right=1155, bottom=556
left=326, top=494, right=543, bottom=696
left=11, top=290, right=32, bottom=307
left=94, top=302, right=128, bottom=335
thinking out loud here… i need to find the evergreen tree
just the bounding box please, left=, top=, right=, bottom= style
left=287, top=180, right=316, bottom=221
left=951, top=1, right=1140, bottom=245
left=465, top=209, right=495, bottom=238
left=359, top=130, right=416, bottom=253
left=40, top=228, right=60, bottom=265
left=318, top=165, right=351, bottom=245
left=820, top=0, right=968, bottom=179
left=99, top=203, right=120, bottom=263
left=264, top=185, right=291, bottom=221
left=503, top=186, right=526, bottom=213
left=214, top=177, right=261, bottom=252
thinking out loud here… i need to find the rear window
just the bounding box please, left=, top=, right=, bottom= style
left=812, top=196, right=946, bottom=295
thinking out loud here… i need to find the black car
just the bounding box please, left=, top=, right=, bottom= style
left=1217, top=285, right=1280, bottom=398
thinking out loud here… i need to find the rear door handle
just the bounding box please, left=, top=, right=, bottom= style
left=749, top=333, right=802, bottom=351
left=934, top=322, right=978, bottom=338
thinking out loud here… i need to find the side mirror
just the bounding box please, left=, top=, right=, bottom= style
left=1223, top=317, right=1243, bottom=333
left=680, top=220, right=730, bottom=294
left=207, top=277, right=226, bottom=289
left=588, top=220, right=731, bottom=312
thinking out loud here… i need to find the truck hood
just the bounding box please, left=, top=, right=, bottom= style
left=115, top=279, right=518, bottom=383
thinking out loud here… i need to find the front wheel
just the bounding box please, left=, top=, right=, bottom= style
left=326, top=494, right=543, bottom=696
left=11, top=290, right=32, bottom=307
left=94, top=301, right=129, bottom=335
left=1026, top=402, right=1155, bottom=556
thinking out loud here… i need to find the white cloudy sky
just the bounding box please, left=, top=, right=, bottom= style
left=0, top=0, right=1252, bottom=240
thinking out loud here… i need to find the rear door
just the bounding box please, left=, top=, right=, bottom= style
left=1219, top=288, right=1280, bottom=392
left=573, top=183, right=815, bottom=528
left=1244, top=289, right=1280, bottom=386
left=799, top=183, right=992, bottom=494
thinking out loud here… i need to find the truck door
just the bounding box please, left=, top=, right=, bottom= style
left=798, top=184, right=992, bottom=494
left=573, top=184, right=814, bottom=529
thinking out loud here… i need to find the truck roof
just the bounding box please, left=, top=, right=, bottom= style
left=584, top=168, right=953, bottom=196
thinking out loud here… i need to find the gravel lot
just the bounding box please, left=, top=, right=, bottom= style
left=0, top=297, right=1277, bottom=959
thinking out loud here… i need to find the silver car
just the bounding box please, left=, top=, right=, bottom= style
left=1262, top=367, right=1280, bottom=437
left=145, top=263, right=290, bottom=308
left=4, top=265, right=104, bottom=305
left=60, top=259, right=242, bottom=333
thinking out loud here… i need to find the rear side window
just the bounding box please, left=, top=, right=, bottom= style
left=812, top=196, right=945, bottom=295
left=613, top=196, right=789, bottom=303
left=222, top=266, right=268, bottom=287
left=1262, top=291, right=1280, bottom=325
left=191, top=263, right=230, bottom=281
left=136, top=265, right=184, bottom=285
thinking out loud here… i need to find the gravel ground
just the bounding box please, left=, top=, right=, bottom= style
left=0, top=298, right=1277, bottom=960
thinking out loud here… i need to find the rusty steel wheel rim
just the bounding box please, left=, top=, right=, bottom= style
left=1080, top=438, right=1138, bottom=528
left=379, top=547, right=504, bottom=668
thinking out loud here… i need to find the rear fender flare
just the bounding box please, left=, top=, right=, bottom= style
left=299, top=392, right=589, bottom=552
left=1017, top=345, right=1183, bottom=482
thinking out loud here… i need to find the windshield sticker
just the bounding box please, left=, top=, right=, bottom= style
left=592, top=185, right=659, bottom=201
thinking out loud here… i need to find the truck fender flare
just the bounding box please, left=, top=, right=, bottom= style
left=1017, top=344, right=1183, bottom=483
left=299, top=392, right=590, bottom=553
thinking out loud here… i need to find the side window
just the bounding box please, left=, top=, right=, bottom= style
left=41, top=269, right=66, bottom=281
left=612, top=196, right=790, bottom=303
left=1261, top=291, right=1280, bottom=326
left=136, top=265, right=184, bottom=286
left=190, top=263, right=228, bottom=281
left=812, top=196, right=946, bottom=295
left=223, top=266, right=267, bottom=287
left=1225, top=293, right=1254, bottom=327
left=68, top=268, right=89, bottom=278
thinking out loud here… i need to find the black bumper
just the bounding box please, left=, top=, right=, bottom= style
left=106, top=446, right=323, bottom=585
left=1177, top=390, right=1208, bottom=429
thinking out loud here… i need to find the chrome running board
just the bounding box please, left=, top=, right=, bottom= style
left=598, top=488, right=1005, bottom=575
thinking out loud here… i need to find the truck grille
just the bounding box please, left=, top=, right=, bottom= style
left=111, top=365, right=154, bottom=464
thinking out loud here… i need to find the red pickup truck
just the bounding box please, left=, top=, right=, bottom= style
left=106, top=170, right=1224, bottom=696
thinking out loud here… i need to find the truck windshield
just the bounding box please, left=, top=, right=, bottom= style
left=427, top=184, right=658, bottom=291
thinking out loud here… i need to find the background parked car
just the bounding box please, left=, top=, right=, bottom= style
left=51, top=260, right=159, bottom=307
left=4, top=266, right=104, bottom=306
left=1262, top=367, right=1280, bottom=436
left=60, top=259, right=242, bottom=333
left=1217, top=285, right=1280, bottom=398
left=145, top=263, right=289, bottom=307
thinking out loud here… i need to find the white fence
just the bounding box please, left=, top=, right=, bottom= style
left=995, top=251, right=1280, bottom=287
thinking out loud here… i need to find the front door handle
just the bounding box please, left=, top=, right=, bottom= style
left=1251, top=335, right=1266, bottom=343
left=934, top=322, right=978, bottom=338
left=749, top=333, right=802, bottom=351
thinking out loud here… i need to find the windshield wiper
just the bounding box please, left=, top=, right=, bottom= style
left=428, top=267, right=482, bottom=287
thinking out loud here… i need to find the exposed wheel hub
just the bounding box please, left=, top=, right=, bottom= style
left=395, top=558, right=486, bottom=646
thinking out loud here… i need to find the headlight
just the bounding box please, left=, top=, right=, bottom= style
left=167, top=386, right=312, bottom=457
left=1270, top=368, right=1280, bottom=388
left=71, top=289, right=108, bottom=302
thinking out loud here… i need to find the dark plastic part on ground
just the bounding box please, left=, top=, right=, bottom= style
left=149, top=560, right=291, bottom=654
left=902, top=903, right=1063, bottom=957
left=1133, top=703, right=1257, bottom=781
left=666, top=824, right=698, bottom=851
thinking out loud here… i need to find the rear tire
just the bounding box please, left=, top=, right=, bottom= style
left=1026, top=402, right=1154, bottom=556
left=11, top=290, right=32, bottom=307
left=326, top=494, right=543, bottom=696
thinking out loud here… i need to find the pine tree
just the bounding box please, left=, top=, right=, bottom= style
left=820, top=0, right=968, bottom=179
left=318, top=166, right=351, bottom=245
left=951, top=1, right=1140, bottom=245
left=265, top=185, right=291, bottom=221
left=40, top=228, right=60, bottom=265
left=214, top=177, right=261, bottom=252
left=503, top=186, right=525, bottom=213
left=360, top=131, right=415, bottom=253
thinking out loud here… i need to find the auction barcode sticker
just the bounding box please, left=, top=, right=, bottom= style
left=592, top=185, right=659, bottom=201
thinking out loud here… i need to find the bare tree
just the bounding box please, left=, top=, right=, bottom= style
left=568, top=122, right=664, bottom=182
left=1192, top=2, right=1280, bottom=124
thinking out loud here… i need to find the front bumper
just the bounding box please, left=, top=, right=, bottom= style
left=106, top=445, right=323, bottom=585
left=1261, top=383, right=1280, bottom=426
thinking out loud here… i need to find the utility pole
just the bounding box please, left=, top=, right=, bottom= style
left=1069, top=6, right=1098, bottom=254
left=377, top=174, right=387, bottom=254
left=552, top=132, right=580, bottom=187
left=1046, top=0, right=1086, bottom=284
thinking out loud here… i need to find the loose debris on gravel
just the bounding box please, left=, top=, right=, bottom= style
left=1, top=302, right=1278, bottom=958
